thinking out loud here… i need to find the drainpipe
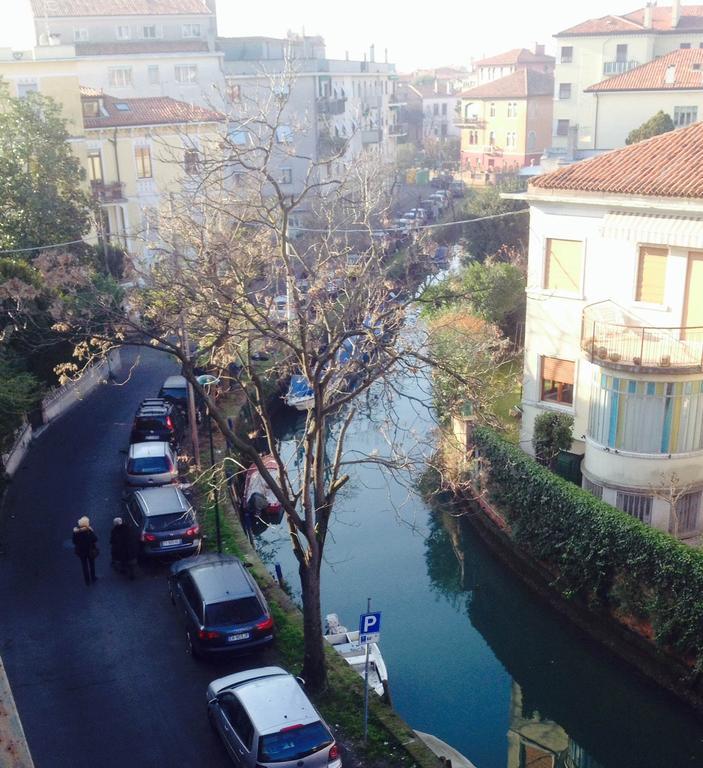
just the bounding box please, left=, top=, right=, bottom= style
left=593, top=92, right=599, bottom=151
left=108, top=127, right=122, bottom=245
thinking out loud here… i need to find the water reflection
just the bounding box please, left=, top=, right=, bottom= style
left=426, top=510, right=703, bottom=768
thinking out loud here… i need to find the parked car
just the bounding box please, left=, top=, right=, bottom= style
left=430, top=172, right=453, bottom=189
left=129, top=401, right=184, bottom=447
left=449, top=180, right=466, bottom=198
left=124, top=485, right=200, bottom=558
left=158, top=375, right=189, bottom=412
left=406, top=207, right=427, bottom=222
left=419, top=200, right=438, bottom=221
left=207, top=666, right=342, bottom=767
left=429, top=192, right=448, bottom=209
left=169, top=553, right=274, bottom=657
left=124, top=441, right=178, bottom=487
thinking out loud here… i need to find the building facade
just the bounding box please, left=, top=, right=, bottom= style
left=519, top=122, right=703, bottom=538
left=458, top=68, right=554, bottom=172
left=552, top=1, right=703, bottom=158
left=473, top=46, right=554, bottom=85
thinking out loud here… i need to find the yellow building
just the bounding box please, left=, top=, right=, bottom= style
left=79, top=87, right=224, bottom=266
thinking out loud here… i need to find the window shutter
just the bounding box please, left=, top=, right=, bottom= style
left=542, top=357, right=574, bottom=384
left=636, top=246, right=667, bottom=303
left=545, top=239, right=582, bottom=292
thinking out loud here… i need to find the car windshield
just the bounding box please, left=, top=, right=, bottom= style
left=135, top=417, right=168, bottom=431
left=145, top=511, right=193, bottom=532
left=160, top=387, right=187, bottom=400
left=258, top=721, right=332, bottom=763
left=205, top=596, right=262, bottom=626
left=127, top=456, right=171, bottom=475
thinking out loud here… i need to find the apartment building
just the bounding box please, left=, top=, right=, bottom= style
left=219, top=34, right=403, bottom=197
left=406, top=80, right=461, bottom=143
left=473, top=46, right=554, bottom=85
left=585, top=47, right=703, bottom=149
left=29, top=0, right=224, bottom=107
left=458, top=69, right=553, bottom=172
left=519, top=122, right=703, bottom=538
left=552, top=1, right=703, bottom=157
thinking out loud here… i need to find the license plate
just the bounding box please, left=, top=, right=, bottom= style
left=228, top=632, right=250, bottom=642
left=161, top=539, right=182, bottom=548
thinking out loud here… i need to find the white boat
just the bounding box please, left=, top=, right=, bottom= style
left=285, top=374, right=314, bottom=410
left=323, top=613, right=388, bottom=697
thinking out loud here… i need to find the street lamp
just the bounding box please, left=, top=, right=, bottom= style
left=197, top=374, right=222, bottom=554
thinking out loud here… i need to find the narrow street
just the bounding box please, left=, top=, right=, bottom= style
left=0, top=348, right=262, bottom=768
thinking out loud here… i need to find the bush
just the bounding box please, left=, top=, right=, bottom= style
left=472, top=426, right=703, bottom=669
left=532, top=411, right=573, bottom=468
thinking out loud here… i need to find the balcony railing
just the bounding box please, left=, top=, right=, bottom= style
left=90, top=180, right=126, bottom=202
left=361, top=128, right=381, bottom=144
left=603, top=60, right=639, bottom=76
left=484, top=144, right=503, bottom=156
left=317, top=96, right=347, bottom=116
left=455, top=117, right=485, bottom=128
left=388, top=122, right=408, bottom=137
left=317, top=130, right=347, bottom=158
left=582, top=319, right=703, bottom=371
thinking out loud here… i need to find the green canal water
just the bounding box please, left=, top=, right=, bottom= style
left=260, top=369, right=703, bottom=768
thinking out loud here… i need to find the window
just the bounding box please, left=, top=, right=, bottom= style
left=227, top=83, right=241, bottom=102
left=87, top=151, right=103, bottom=183
left=583, top=477, right=603, bottom=500
left=433, top=103, right=439, bottom=116
left=488, top=130, right=496, bottom=145
left=228, top=128, right=251, bottom=146
left=108, top=68, right=132, bottom=88
left=82, top=99, right=100, bottom=117
left=527, top=130, right=537, bottom=151
left=559, top=83, right=572, bottom=100
left=544, top=238, right=582, bottom=293
left=74, top=28, right=88, bottom=41
left=182, top=23, right=201, bottom=38
left=143, top=25, right=157, bottom=38
left=280, top=168, right=292, bottom=185
left=674, top=105, right=698, bottom=127
left=17, top=82, right=38, bottom=99
left=681, top=42, right=692, bottom=49
left=540, top=357, right=575, bottom=405
left=275, top=125, right=293, bottom=143
left=616, top=44, right=628, bottom=63
left=135, top=145, right=152, bottom=178
left=673, top=492, right=701, bottom=534
left=556, top=119, right=570, bottom=136
left=489, top=102, right=496, bottom=117
left=441, top=102, right=447, bottom=116
left=184, top=148, right=200, bottom=175
left=175, top=65, right=198, bottom=84
left=219, top=695, right=254, bottom=750
left=116, top=25, right=130, bottom=39
left=505, top=131, right=517, bottom=148
left=560, top=46, right=573, bottom=63
left=507, top=101, right=517, bottom=118
left=635, top=246, right=667, bottom=304
left=616, top=492, right=652, bottom=524
left=148, top=65, right=159, bottom=85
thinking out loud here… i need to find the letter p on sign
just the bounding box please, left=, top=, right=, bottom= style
left=358, top=611, right=381, bottom=645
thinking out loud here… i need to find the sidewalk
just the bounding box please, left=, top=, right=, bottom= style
left=0, top=657, right=34, bottom=768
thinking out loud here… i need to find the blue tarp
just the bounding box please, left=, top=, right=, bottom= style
left=288, top=374, right=313, bottom=398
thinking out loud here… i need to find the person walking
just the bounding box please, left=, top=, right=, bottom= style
left=73, top=516, right=99, bottom=586
left=110, top=517, right=129, bottom=574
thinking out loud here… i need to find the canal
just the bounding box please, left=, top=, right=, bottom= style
left=257, top=362, right=703, bottom=768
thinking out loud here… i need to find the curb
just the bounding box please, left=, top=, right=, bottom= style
left=0, top=658, right=34, bottom=768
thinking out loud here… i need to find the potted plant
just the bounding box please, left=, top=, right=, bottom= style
left=660, top=355, right=671, bottom=367
left=609, top=352, right=621, bottom=362
left=597, top=346, right=608, bottom=359
left=632, top=356, right=642, bottom=366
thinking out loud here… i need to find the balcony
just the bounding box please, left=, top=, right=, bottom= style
left=317, top=96, right=347, bottom=116
left=317, top=129, right=347, bottom=158
left=361, top=128, right=381, bottom=144
left=455, top=116, right=485, bottom=128
left=581, top=302, right=703, bottom=372
left=388, top=122, right=408, bottom=138
left=484, top=144, right=503, bottom=156
left=90, top=180, right=126, bottom=203
left=603, top=60, right=639, bottom=76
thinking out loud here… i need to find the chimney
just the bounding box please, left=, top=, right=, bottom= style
left=644, top=2, right=653, bottom=29
left=535, top=43, right=545, bottom=56
left=370, top=44, right=375, bottom=63
left=665, top=63, right=676, bottom=84
left=672, top=0, right=681, bottom=28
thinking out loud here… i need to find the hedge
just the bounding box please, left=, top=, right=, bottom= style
left=472, top=426, right=703, bottom=670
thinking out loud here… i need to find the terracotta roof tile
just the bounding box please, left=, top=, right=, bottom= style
left=530, top=121, right=703, bottom=198
left=474, top=47, right=554, bottom=67
left=587, top=48, right=703, bottom=92
left=83, top=94, right=223, bottom=128
left=461, top=69, right=553, bottom=100
left=79, top=84, right=103, bottom=96
left=558, top=5, right=703, bottom=36
left=75, top=40, right=209, bottom=56
left=30, top=0, right=211, bottom=17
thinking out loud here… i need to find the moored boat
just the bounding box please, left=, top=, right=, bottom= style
left=285, top=374, right=314, bottom=410
left=243, top=455, right=281, bottom=516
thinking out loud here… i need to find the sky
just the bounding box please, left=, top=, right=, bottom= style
left=0, top=0, right=658, bottom=71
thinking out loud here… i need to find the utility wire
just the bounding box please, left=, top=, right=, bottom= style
left=0, top=208, right=528, bottom=255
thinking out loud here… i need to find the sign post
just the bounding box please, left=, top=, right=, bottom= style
left=359, top=601, right=382, bottom=743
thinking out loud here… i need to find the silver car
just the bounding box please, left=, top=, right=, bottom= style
left=207, top=667, right=342, bottom=768
left=124, top=441, right=178, bottom=487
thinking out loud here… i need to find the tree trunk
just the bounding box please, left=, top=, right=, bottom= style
left=299, top=558, right=327, bottom=692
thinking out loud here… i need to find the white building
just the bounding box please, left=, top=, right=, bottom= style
left=219, top=34, right=404, bottom=196
left=552, top=1, right=703, bottom=158
left=407, top=81, right=461, bottom=142
left=473, top=46, right=554, bottom=86
left=29, top=0, right=225, bottom=108
left=585, top=47, right=703, bottom=149
left=519, top=122, right=703, bottom=538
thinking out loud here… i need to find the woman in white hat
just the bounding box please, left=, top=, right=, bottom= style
left=72, top=516, right=99, bottom=586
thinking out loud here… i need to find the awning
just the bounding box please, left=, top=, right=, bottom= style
left=600, top=212, right=703, bottom=249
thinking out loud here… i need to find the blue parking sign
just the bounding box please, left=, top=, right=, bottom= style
left=359, top=611, right=381, bottom=645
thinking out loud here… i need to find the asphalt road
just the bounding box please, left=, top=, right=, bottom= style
left=0, top=348, right=273, bottom=768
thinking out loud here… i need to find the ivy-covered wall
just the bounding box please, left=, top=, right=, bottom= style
left=472, top=426, right=703, bottom=670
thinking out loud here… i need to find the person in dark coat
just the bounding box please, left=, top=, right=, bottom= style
left=110, top=517, right=129, bottom=572
left=73, top=516, right=98, bottom=586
